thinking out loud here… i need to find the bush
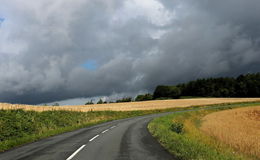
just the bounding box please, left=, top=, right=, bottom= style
left=116, top=97, right=132, bottom=103
left=170, top=122, right=184, bottom=134
left=135, top=94, right=153, bottom=101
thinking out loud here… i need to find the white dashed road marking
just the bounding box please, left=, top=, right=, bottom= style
left=110, top=126, right=116, bottom=129
left=66, top=145, right=86, bottom=160
left=89, top=135, right=99, bottom=142
left=66, top=125, right=117, bottom=159
left=102, top=129, right=109, bottom=134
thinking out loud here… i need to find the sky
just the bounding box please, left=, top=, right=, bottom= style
left=0, top=0, right=260, bottom=105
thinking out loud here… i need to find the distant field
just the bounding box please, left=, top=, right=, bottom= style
left=1, top=98, right=260, bottom=111
left=201, top=106, right=260, bottom=159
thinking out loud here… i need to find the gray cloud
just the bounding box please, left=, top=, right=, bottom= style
left=0, top=0, right=260, bottom=104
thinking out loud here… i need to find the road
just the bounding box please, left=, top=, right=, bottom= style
left=0, top=112, right=175, bottom=160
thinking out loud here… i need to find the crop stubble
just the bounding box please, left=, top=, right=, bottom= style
left=201, top=106, right=260, bottom=158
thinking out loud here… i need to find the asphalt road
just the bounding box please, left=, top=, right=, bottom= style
left=0, top=112, right=175, bottom=160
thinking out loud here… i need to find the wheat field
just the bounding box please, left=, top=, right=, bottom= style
left=1, top=98, right=260, bottom=112
left=201, top=106, right=260, bottom=158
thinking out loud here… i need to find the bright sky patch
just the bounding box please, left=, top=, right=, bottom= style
left=0, top=18, right=4, bottom=26
left=82, top=60, right=98, bottom=71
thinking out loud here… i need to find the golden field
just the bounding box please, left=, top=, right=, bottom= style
left=1, top=98, right=260, bottom=112
left=201, top=106, right=260, bottom=158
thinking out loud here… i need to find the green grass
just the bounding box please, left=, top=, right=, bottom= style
left=0, top=107, right=198, bottom=152
left=148, top=102, right=260, bottom=160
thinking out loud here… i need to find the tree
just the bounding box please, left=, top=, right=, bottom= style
left=152, top=73, right=260, bottom=99
left=97, top=99, right=104, bottom=104
left=153, top=86, right=181, bottom=99
left=85, top=100, right=94, bottom=105
left=153, top=86, right=172, bottom=99
left=52, top=103, right=59, bottom=106
left=169, top=86, right=181, bottom=98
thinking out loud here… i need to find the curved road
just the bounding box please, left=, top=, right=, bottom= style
left=0, top=112, right=175, bottom=160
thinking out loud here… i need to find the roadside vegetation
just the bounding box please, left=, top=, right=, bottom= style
left=148, top=102, right=260, bottom=160
left=0, top=105, right=208, bottom=152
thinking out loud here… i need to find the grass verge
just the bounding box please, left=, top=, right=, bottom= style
left=0, top=107, right=196, bottom=152
left=148, top=102, right=260, bottom=160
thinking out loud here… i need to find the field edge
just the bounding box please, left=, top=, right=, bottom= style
left=148, top=102, right=260, bottom=160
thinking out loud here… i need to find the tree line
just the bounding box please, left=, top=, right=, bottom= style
left=154, top=73, right=260, bottom=99
left=85, top=73, right=260, bottom=104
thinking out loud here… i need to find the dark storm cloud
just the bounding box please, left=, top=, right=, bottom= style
left=0, top=0, right=259, bottom=104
